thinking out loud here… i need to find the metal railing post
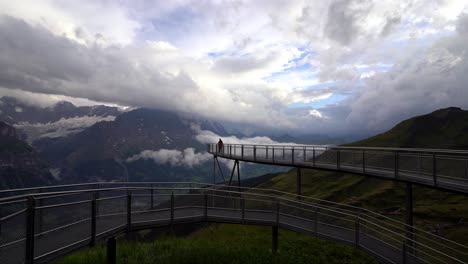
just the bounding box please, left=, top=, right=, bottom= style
left=230, top=145, right=232, bottom=158
left=126, top=192, right=132, bottom=232
left=241, top=145, right=244, bottom=159
left=272, top=225, right=278, bottom=255
left=171, top=192, right=175, bottom=227
left=150, top=184, right=154, bottom=209
left=272, top=147, right=275, bottom=162
left=292, top=147, right=295, bottom=164
left=432, top=153, right=437, bottom=186
left=282, top=146, right=285, bottom=160
left=303, top=147, right=306, bottom=162
left=355, top=215, right=360, bottom=248
left=314, top=207, right=318, bottom=235
left=90, top=193, right=97, bottom=247
left=362, top=150, right=366, bottom=174
left=241, top=194, right=245, bottom=222
left=402, top=242, right=407, bottom=264
left=107, top=237, right=117, bottom=264
left=254, top=146, right=257, bottom=161
left=337, top=149, right=340, bottom=170
left=272, top=200, right=280, bottom=255
left=313, top=147, right=316, bottom=166
left=266, top=146, right=269, bottom=159
left=25, top=196, right=36, bottom=264
left=395, top=151, right=399, bottom=178
left=204, top=193, right=208, bottom=221
left=37, top=189, right=43, bottom=235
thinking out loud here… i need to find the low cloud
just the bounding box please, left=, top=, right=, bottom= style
left=192, top=125, right=296, bottom=146
left=126, top=148, right=211, bottom=167
left=15, top=115, right=116, bottom=143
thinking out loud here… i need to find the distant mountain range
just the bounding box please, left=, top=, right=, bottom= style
left=0, top=97, right=288, bottom=187
left=0, top=121, right=55, bottom=188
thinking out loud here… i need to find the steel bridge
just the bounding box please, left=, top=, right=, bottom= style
left=0, top=182, right=467, bottom=264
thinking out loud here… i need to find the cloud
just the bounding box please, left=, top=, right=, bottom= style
left=346, top=12, right=468, bottom=132
left=126, top=148, right=211, bottom=167
left=15, top=115, right=116, bottom=143
left=192, top=125, right=296, bottom=145
left=1, top=1, right=468, bottom=137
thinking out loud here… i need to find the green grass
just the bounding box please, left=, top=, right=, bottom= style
left=254, top=168, right=468, bottom=246
left=55, top=224, right=377, bottom=264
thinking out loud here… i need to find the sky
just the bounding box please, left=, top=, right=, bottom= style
left=0, top=0, right=468, bottom=136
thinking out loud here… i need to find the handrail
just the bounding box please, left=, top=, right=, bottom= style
left=209, top=143, right=468, bottom=155
left=2, top=181, right=467, bottom=254
left=1, top=183, right=466, bottom=264
left=208, top=143, right=468, bottom=195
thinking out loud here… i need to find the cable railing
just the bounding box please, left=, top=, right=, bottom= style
left=208, top=144, right=468, bottom=194
left=1, top=183, right=467, bottom=264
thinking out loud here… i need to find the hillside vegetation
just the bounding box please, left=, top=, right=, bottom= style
left=56, top=224, right=377, bottom=264
left=255, top=107, right=468, bottom=244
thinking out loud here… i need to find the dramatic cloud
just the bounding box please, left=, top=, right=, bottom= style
left=126, top=148, right=211, bottom=167
left=346, top=12, right=468, bottom=132
left=0, top=1, right=467, bottom=136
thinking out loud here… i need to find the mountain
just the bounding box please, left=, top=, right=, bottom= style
left=0, top=96, right=122, bottom=143
left=0, top=96, right=121, bottom=124
left=251, top=107, right=468, bottom=244
left=0, top=121, right=55, bottom=189
left=33, top=108, right=203, bottom=183
left=32, top=107, right=287, bottom=183
left=350, top=107, right=468, bottom=149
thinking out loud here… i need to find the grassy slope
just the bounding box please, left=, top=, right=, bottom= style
left=56, top=224, right=377, bottom=264
left=256, top=107, right=468, bottom=244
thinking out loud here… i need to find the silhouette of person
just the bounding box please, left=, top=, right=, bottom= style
left=217, top=138, right=224, bottom=153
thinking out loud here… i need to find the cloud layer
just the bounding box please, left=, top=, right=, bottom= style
left=126, top=148, right=212, bottom=167
left=15, top=115, right=116, bottom=143
left=1, top=1, right=468, bottom=136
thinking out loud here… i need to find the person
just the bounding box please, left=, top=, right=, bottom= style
left=217, top=138, right=224, bottom=153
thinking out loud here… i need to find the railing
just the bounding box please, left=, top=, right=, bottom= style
left=0, top=182, right=467, bottom=264
left=208, top=144, right=468, bottom=194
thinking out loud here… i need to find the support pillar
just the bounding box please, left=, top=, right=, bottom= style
left=107, top=237, right=116, bottom=264
left=272, top=226, right=278, bottom=255
left=405, top=183, right=414, bottom=253
left=213, top=156, right=216, bottom=185
left=236, top=160, right=241, bottom=192
left=296, top=168, right=302, bottom=200
left=25, top=197, right=35, bottom=264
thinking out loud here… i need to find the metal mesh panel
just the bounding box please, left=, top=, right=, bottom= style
left=35, top=201, right=91, bottom=258
left=0, top=207, right=26, bottom=264
left=97, top=196, right=126, bottom=234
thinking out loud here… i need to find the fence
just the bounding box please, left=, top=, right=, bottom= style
left=1, top=182, right=467, bottom=264
left=208, top=144, right=468, bottom=194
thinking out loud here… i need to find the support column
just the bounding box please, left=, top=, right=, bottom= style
left=25, top=197, right=35, bottom=264
left=228, top=160, right=236, bottom=186
left=405, top=183, right=414, bottom=253
left=213, top=156, right=216, bottom=185
left=236, top=160, right=241, bottom=192
left=272, top=226, right=278, bottom=255
left=273, top=201, right=279, bottom=255
left=107, top=237, right=116, bottom=264
left=296, top=168, right=302, bottom=200
left=215, top=157, right=226, bottom=183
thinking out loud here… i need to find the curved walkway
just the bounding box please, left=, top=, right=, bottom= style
left=208, top=144, right=468, bottom=194
left=0, top=183, right=467, bottom=264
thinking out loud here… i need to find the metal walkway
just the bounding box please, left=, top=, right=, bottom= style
left=208, top=144, right=468, bottom=194
left=0, top=183, right=467, bottom=264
